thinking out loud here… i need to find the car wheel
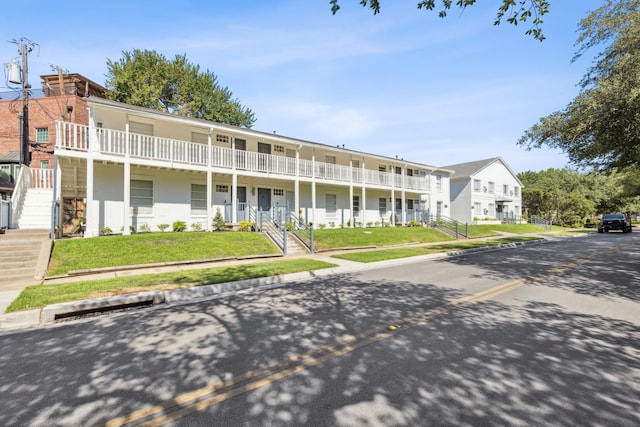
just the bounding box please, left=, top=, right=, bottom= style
left=598, top=228, right=603, bottom=233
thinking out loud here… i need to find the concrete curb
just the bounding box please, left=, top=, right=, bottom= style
left=0, top=238, right=547, bottom=332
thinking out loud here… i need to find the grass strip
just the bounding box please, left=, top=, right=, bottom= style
left=331, top=237, right=541, bottom=263
left=8, top=259, right=336, bottom=313
left=48, top=232, right=280, bottom=276
left=313, top=227, right=455, bottom=250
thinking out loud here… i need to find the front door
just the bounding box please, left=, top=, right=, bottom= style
left=237, top=186, right=247, bottom=221
left=258, top=188, right=271, bottom=212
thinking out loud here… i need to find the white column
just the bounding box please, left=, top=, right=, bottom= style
left=231, top=136, right=237, bottom=224
left=391, top=188, right=395, bottom=226
left=361, top=160, right=366, bottom=228
left=123, top=161, right=131, bottom=235
left=206, top=130, right=213, bottom=231
left=86, top=157, right=95, bottom=237
left=311, top=148, right=316, bottom=226
left=295, top=145, right=300, bottom=221
left=123, top=115, right=131, bottom=235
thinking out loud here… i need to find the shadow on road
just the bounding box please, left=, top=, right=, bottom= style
left=0, top=235, right=638, bottom=426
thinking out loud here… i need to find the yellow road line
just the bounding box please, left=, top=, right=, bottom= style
left=104, top=243, right=638, bottom=426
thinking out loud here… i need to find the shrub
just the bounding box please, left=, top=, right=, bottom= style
left=172, top=221, right=187, bottom=232
left=213, top=209, right=226, bottom=231
left=318, top=223, right=326, bottom=229
left=408, top=220, right=420, bottom=227
left=157, top=224, right=169, bottom=232
left=366, top=222, right=373, bottom=227
left=138, top=223, right=151, bottom=233
left=286, top=221, right=294, bottom=231
left=191, top=222, right=203, bottom=232
left=99, top=227, right=112, bottom=236
left=129, top=225, right=138, bottom=234
left=239, top=221, right=254, bottom=232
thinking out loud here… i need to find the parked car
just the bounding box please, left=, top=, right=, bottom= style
left=597, top=213, right=632, bottom=233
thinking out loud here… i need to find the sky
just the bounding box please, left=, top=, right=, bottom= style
left=1, top=0, right=605, bottom=174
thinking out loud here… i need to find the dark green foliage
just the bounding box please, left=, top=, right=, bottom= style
left=106, top=49, right=255, bottom=128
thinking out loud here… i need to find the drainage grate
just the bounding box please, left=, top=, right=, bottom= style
left=54, top=299, right=157, bottom=322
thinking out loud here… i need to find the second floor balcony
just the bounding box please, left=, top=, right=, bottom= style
left=55, top=122, right=432, bottom=193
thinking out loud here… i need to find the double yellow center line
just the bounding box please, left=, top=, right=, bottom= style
left=104, top=239, right=638, bottom=426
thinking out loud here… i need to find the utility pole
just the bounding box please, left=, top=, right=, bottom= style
left=20, top=40, right=32, bottom=165
left=8, top=38, right=35, bottom=165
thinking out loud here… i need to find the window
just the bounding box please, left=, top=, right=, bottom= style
left=473, top=179, right=481, bottom=191
left=407, top=169, right=413, bottom=177
left=352, top=195, right=360, bottom=217
left=130, top=179, right=153, bottom=215
left=395, top=166, right=402, bottom=175
left=352, top=160, right=360, bottom=169
left=378, top=197, right=387, bottom=215
left=274, top=145, right=285, bottom=153
left=514, top=187, right=520, bottom=196
left=191, top=132, right=208, bottom=144
left=216, top=134, right=229, bottom=144
left=378, top=165, right=386, bottom=173
left=39, top=160, right=50, bottom=183
left=488, top=181, right=495, bottom=194
left=286, top=148, right=296, bottom=158
left=488, top=203, right=496, bottom=216
left=503, top=184, right=509, bottom=194
left=436, top=174, right=442, bottom=192
left=515, top=206, right=520, bottom=215
left=407, top=199, right=414, bottom=210
left=0, top=165, right=10, bottom=180
left=216, top=184, right=229, bottom=193
left=191, top=184, right=207, bottom=215
left=36, top=128, right=48, bottom=143
left=326, top=194, right=337, bottom=217
left=395, top=198, right=402, bottom=210
left=273, top=189, right=284, bottom=196
left=474, top=202, right=482, bottom=214
left=129, top=121, right=153, bottom=136
left=325, top=155, right=336, bottom=164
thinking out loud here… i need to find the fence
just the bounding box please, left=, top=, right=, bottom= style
left=0, top=199, right=9, bottom=229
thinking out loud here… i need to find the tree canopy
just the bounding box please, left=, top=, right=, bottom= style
left=330, top=0, right=550, bottom=41
left=105, top=49, right=256, bottom=128
left=518, top=168, right=640, bottom=226
left=518, top=0, right=640, bottom=171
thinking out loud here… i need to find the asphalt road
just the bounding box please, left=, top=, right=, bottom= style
left=0, top=232, right=638, bottom=426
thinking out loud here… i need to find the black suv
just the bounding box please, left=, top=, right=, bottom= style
left=597, top=213, right=632, bottom=233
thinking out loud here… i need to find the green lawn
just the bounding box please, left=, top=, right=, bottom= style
left=332, top=237, right=541, bottom=263
left=48, top=232, right=280, bottom=276
left=467, top=223, right=553, bottom=236
left=312, top=227, right=455, bottom=250
left=8, top=259, right=336, bottom=312
left=26, top=224, right=556, bottom=313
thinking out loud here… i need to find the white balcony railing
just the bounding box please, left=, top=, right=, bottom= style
left=56, top=122, right=431, bottom=192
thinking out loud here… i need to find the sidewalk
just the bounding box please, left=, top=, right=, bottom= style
left=0, top=233, right=554, bottom=331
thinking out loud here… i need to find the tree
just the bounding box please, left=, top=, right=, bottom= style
left=518, top=0, right=640, bottom=171
left=330, top=0, right=550, bottom=41
left=519, top=168, right=640, bottom=225
left=105, top=49, right=256, bottom=128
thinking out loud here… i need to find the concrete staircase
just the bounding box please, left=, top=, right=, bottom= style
left=15, top=188, right=53, bottom=229
left=0, top=229, right=51, bottom=291
left=285, top=233, right=310, bottom=256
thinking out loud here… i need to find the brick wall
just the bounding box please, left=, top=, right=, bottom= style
left=0, top=95, right=88, bottom=168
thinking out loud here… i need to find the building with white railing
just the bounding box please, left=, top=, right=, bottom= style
left=52, top=97, right=452, bottom=237
left=443, top=157, right=523, bottom=224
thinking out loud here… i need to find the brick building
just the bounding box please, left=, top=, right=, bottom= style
left=0, top=73, right=106, bottom=198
